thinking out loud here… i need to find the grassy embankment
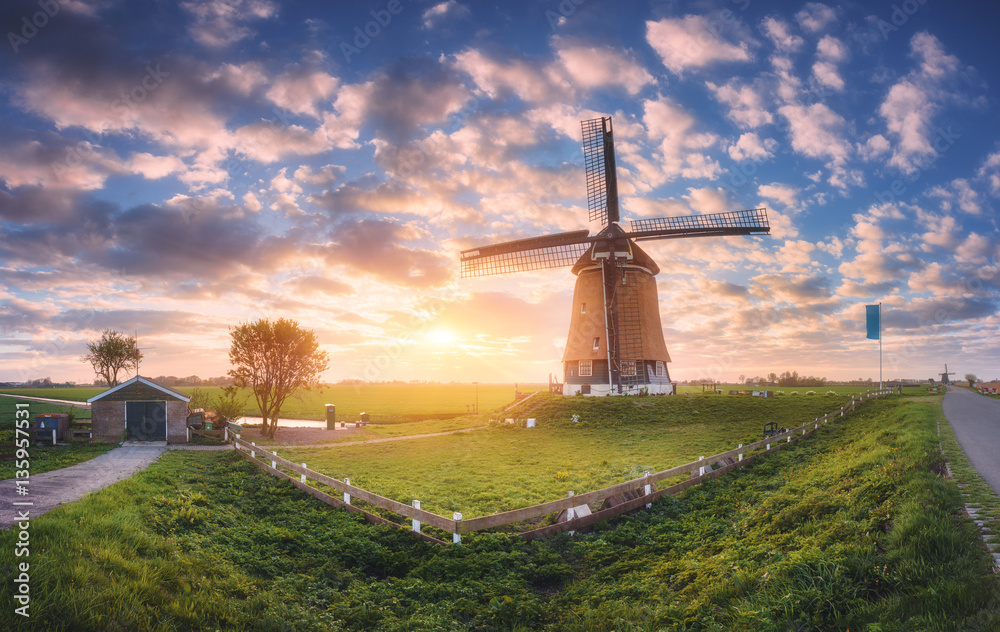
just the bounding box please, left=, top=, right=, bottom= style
left=3, top=390, right=998, bottom=631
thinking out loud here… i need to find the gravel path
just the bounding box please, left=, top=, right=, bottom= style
left=942, top=387, right=1000, bottom=496
left=0, top=444, right=231, bottom=529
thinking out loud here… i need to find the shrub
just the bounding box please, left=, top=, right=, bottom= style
left=806, top=390, right=817, bottom=396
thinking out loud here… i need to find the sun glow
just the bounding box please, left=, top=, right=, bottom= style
left=428, top=329, right=457, bottom=345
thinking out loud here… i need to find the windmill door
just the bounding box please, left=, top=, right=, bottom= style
left=126, top=401, right=167, bottom=441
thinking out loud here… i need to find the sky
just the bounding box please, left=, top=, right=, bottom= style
left=0, top=0, right=998, bottom=386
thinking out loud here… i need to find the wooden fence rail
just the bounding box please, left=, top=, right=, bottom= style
left=230, top=388, right=894, bottom=543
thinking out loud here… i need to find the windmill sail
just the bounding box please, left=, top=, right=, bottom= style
left=581, top=117, right=620, bottom=227
left=460, top=229, right=593, bottom=277
left=627, top=208, right=770, bottom=241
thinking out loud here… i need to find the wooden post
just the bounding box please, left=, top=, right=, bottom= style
left=766, top=443, right=770, bottom=450
left=224, top=426, right=228, bottom=442
left=251, top=442, right=256, bottom=458
left=271, top=451, right=277, bottom=469
left=301, top=463, right=307, bottom=484
left=453, top=513, right=462, bottom=544
left=644, top=471, right=652, bottom=509
left=698, top=456, right=705, bottom=477
left=787, top=434, right=791, bottom=443
left=52, top=428, right=57, bottom=445
left=738, top=444, right=743, bottom=461
left=344, top=478, right=351, bottom=505
left=187, top=426, right=191, bottom=442
left=567, top=491, right=575, bottom=536
left=412, top=500, right=421, bottom=533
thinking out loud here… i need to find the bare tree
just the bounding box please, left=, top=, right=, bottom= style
left=227, top=318, right=329, bottom=438
left=82, top=329, right=141, bottom=387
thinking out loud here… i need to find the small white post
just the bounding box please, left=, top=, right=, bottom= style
left=300, top=463, right=307, bottom=484
left=344, top=478, right=351, bottom=505
left=271, top=451, right=277, bottom=469
left=766, top=443, right=771, bottom=450
left=224, top=426, right=228, bottom=442
left=787, top=434, right=791, bottom=443
left=567, top=491, right=575, bottom=535
left=251, top=441, right=256, bottom=458
left=187, top=426, right=191, bottom=442
left=698, top=456, right=705, bottom=477
left=412, top=500, right=421, bottom=533
left=644, top=471, right=652, bottom=509
left=738, top=444, right=743, bottom=461
left=52, top=428, right=57, bottom=445
left=453, top=513, right=463, bottom=544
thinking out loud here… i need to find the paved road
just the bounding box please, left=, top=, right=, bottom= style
left=942, top=387, right=1000, bottom=496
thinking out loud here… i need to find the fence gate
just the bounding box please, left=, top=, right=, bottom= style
left=126, top=401, right=166, bottom=441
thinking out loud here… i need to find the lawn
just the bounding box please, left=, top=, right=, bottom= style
left=1, top=394, right=997, bottom=631
left=277, top=390, right=883, bottom=519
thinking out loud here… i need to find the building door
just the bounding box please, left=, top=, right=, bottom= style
left=125, top=401, right=167, bottom=441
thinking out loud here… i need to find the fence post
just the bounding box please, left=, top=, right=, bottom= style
left=271, top=451, right=277, bottom=469
left=412, top=500, right=421, bottom=533
left=644, top=471, right=652, bottom=509
left=52, top=428, right=57, bottom=445
left=453, top=513, right=462, bottom=544
left=300, top=463, right=307, bottom=484
left=187, top=426, right=191, bottom=443
left=698, top=456, right=705, bottom=477
left=251, top=442, right=256, bottom=458
left=344, top=478, right=351, bottom=505
left=738, top=444, right=743, bottom=461
left=567, top=491, right=576, bottom=536
left=224, top=426, right=228, bottom=442
left=766, top=442, right=770, bottom=450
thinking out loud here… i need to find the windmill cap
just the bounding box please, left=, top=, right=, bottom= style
left=572, top=238, right=660, bottom=276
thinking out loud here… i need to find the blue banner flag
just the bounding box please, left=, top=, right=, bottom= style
left=866, top=304, right=880, bottom=340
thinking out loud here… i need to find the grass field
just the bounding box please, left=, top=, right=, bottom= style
left=0, top=383, right=544, bottom=421
left=0, top=398, right=111, bottom=479
left=277, top=390, right=914, bottom=519
left=1, top=394, right=997, bottom=631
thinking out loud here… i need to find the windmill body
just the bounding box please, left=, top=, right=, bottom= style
left=460, top=117, right=770, bottom=396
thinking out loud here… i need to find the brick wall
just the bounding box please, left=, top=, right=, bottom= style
left=91, top=400, right=126, bottom=442
left=167, top=400, right=188, bottom=444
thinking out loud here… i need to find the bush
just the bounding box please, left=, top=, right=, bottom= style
left=805, top=390, right=816, bottom=396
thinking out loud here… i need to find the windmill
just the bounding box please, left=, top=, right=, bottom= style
left=939, top=364, right=955, bottom=385
left=460, top=116, right=771, bottom=395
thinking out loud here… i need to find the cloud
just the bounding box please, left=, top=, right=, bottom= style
left=422, top=1, right=470, bottom=29
left=646, top=15, right=752, bottom=74
left=282, top=276, right=355, bottom=296
left=180, top=0, right=277, bottom=48
left=757, top=183, right=800, bottom=211
left=795, top=2, right=837, bottom=33
left=643, top=97, right=721, bottom=180
left=761, top=17, right=803, bottom=53
left=453, top=48, right=569, bottom=104
left=879, top=32, right=963, bottom=174
left=266, top=67, right=339, bottom=118
left=555, top=45, right=654, bottom=95
left=128, top=152, right=186, bottom=179
left=706, top=80, right=773, bottom=128
left=777, top=103, right=851, bottom=166
left=0, top=131, right=127, bottom=190
left=728, top=132, right=777, bottom=161
left=321, top=219, right=452, bottom=288
left=813, top=35, right=847, bottom=91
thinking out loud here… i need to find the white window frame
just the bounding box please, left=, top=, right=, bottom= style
left=592, top=337, right=600, bottom=350
left=656, top=361, right=666, bottom=378
left=580, top=302, right=586, bottom=314
left=579, top=360, right=593, bottom=377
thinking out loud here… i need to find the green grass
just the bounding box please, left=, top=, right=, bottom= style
left=0, top=398, right=112, bottom=479
left=276, top=391, right=870, bottom=519
left=2, top=394, right=997, bottom=631
left=0, top=383, right=543, bottom=421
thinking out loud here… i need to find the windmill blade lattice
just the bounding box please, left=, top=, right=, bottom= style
left=460, top=229, right=593, bottom=277
left=628, top=208, right=769, bottom=241
left=581, top=117, right=620, bottom=227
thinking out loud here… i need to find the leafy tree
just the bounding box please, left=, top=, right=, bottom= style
left=966, top=373, right=978, bottom=387
left=213, top=386, right=248, bottom=425
left=227, top=318, right=329, bottom=438
left=82, top=329, right=141, bottom=387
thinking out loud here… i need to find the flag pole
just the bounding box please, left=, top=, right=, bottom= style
left=879, top=302, right=883, bottom=391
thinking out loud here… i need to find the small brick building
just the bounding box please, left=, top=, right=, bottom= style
left=88, top=376, right=191, bottom=444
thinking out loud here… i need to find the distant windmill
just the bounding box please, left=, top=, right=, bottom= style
left=460, top=116, right=771, bottom=395
left=939, top=363, right=955, bottom=385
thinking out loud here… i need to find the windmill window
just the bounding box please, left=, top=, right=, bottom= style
left=579, top=360, right=592, bottom=377
left=580, top=303, right=586, bottom=314
left=592, top=337, right=600, bottom=350
left=656, top=361, right=666, bottom=377
left=622, top=361, right=637, bottom=377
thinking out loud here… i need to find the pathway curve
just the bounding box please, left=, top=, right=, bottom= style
left=942, top=387, right=1000, bottom=496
